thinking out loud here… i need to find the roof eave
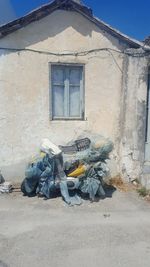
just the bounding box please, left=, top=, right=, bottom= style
left=0, top=0, right=144, bottom=49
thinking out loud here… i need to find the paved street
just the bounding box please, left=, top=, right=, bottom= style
left=0, top=189, right=150, bottom=267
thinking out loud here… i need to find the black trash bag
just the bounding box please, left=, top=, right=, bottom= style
left=21, top=176, right=39, bottom=197
left=0, top=171, right=5, bottom=184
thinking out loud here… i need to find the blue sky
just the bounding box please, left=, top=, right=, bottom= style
left=6, top=0, right=150, bottom=41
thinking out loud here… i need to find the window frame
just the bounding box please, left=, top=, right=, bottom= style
left=49, top=63, right=85, bottom=121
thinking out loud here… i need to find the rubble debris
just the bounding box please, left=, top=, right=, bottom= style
left=21, top=134, right=114, bottom=205
left=0, top=171, right=12, bottom=194
left=11, top=183, right=21, bottom=193
left=0, top=182, right=12, bottom=193
left=132, top=179, right=140, bottom=187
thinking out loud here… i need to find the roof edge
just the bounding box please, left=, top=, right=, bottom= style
left=0, top=0, right=145, bottom=49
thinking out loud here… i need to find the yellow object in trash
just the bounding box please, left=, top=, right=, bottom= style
left=68, top=164, right=86, bottom=177
left=29, top=152, right=46, bottom=164
left=40, top=152, right=47, bottom=158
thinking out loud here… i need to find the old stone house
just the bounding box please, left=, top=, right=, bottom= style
left=0, top=0, right=150, bottom=185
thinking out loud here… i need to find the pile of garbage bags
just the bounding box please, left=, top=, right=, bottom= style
left=21, top=134, right=114, bottom=206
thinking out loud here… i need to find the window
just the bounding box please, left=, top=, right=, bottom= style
left=51, top=64, right=84, bottom=120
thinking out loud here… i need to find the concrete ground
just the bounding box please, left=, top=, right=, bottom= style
left=0, top=189, right=150, bottom=267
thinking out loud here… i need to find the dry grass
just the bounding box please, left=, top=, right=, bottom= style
left=137, top=186, right=150, bottom=202
left=107, top=175, right=135, bottom=192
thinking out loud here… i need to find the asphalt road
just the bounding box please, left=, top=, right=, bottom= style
left=0, top=189, right=150, bottom=267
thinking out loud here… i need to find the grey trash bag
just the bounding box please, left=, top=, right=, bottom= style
left=25, top=163, right=42, bottom=179
left=21, top=162, right=43, bottom=197
left=36, top=179, right=59, bottom=199
left=80, top=177, right=105, bottom=201
left=80, top=177, right=100, bottom=200
left=60, top=180, right=82, bottom=206
left=79, top=163, right=106, bottom=200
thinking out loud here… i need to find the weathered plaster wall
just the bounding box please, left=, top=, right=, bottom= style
left=120, top=48, right=148, bottom=182
left=0, top=10, right=126, bottom=180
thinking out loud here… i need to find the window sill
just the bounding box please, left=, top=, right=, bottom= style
left=51, top=118, right=86, bottom=121
left=51, top=117, right=85, bottom=121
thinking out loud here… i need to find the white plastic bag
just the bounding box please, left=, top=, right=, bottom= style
left=41, top=138, right=61, bottom=155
